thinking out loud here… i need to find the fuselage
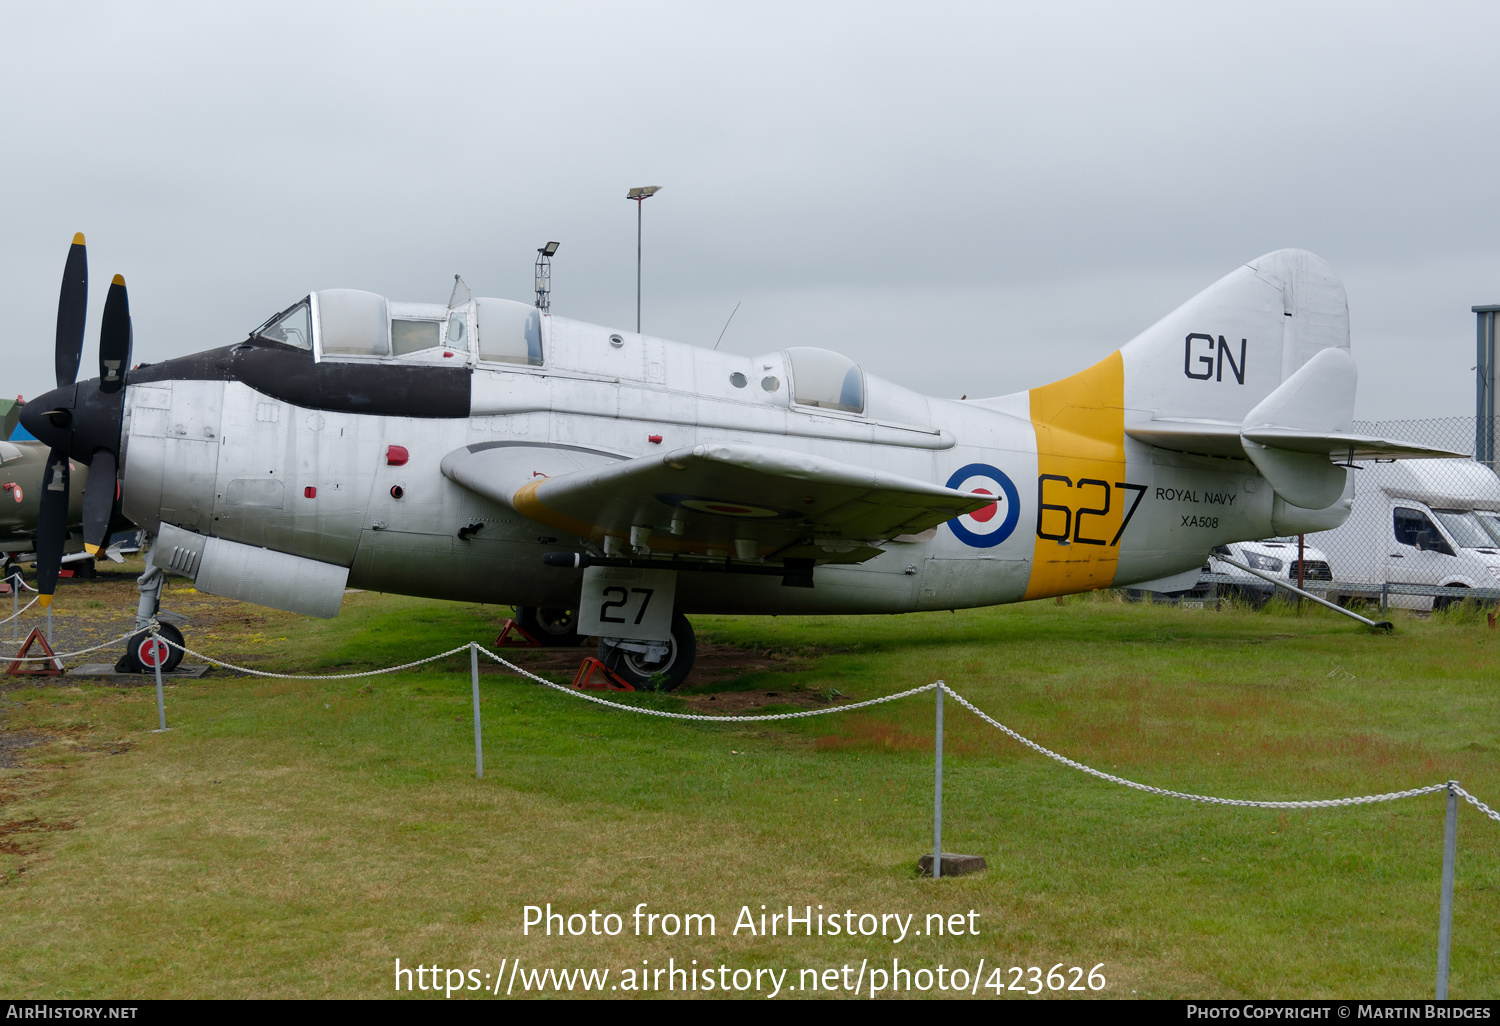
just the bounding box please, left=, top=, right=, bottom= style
left=110, top=305, right=1293, bottom=616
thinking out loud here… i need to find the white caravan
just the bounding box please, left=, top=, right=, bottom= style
left=1308, top=460, right=1500, bottom=610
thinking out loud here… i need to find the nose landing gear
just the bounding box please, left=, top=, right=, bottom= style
left=114, top=558, right=185, bottom=674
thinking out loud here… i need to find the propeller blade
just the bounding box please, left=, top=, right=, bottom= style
left=55, top=233, right=87, bottom=389
left=98, top=274, right=131, bottom=393
left=34, top=448, right=70, bottom=605
left=81, top=448, right=117, bottom=554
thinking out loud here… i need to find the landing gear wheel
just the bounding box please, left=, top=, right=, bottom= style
left=116, top=622, right=185, bottom=674
left=599, top=613, right=696, bottom=692
left=516, top=606, right=583, bottom=647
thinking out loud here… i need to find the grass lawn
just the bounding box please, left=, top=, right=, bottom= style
left=0, top=583, right=1496, bottom=999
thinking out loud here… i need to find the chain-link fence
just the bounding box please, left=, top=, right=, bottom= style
left=1200, top=417, right=1500, bottom=611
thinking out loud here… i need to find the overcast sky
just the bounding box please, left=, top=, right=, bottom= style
left=3, top=2, right=1497, bottom=419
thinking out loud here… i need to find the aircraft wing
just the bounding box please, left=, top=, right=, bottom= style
left=442, top=441, right=992, bottom=563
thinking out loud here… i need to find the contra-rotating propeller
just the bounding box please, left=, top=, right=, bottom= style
left=20, top=234, right=134, bottom=607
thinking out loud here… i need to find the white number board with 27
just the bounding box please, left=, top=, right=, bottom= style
left=577, top=567, right=676, bottom=642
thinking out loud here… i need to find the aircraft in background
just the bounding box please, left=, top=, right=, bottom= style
left=20, top=236, right=1460, bottom=684
left=0, top=395, right=102, bottom=580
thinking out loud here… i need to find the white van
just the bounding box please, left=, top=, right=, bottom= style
left=1306, top=459, right=1500, bottom=610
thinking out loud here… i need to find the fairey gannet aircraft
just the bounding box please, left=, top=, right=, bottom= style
left=21, top=238, right=1455, bottom=686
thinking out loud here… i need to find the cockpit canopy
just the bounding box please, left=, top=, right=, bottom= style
left=786, top=347, right=864, bottom=414
left=253, top=290, right=543, bottom=366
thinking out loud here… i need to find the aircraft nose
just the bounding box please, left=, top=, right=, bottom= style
left=18, top=380, right=123, bottom=468
left=19, top=384, right=78, bottom=452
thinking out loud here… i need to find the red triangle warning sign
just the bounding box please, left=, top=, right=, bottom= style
left=7, top=627, right=64, bottom=676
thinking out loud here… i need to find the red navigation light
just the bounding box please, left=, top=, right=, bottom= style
left=387, top=445, right=409, bottom=466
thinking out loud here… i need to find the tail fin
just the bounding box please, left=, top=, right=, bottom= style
left=1113, top=250, right=1463, bottom=508
left=1120, top=248, right=1349, bottom=428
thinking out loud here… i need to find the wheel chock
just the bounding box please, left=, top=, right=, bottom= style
left=572, top=657, right=634, bottom=691
left=494, top=619, right=542, bottom=648
left=7, top=627, right=64, bottom=676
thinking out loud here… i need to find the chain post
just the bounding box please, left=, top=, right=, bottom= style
left=471, top=643, right=484, bottom=779
left=1436, top=781, right=1458, bottom=999
left=150, top=631, right=168, bottom=732
left=933, top=680, right=944, bottom=880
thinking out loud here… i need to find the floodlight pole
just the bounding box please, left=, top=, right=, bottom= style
left=636, top=198, right=643, bottom=333
left=627, top=187, right=661, bottom=333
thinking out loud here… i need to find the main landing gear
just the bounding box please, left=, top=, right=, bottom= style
left=597, top=612, right=696, bottom=691
left=514, top=606, right=584, bottom=647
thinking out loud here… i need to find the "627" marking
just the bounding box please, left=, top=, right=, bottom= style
left=1035, top=477, right=1146, bottom=546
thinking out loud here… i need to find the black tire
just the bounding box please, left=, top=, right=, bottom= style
left=116, top=623, right=185, bottom=674
left=516, top=606, right=583, bottom=647
left=598, top=612, right=696, bottom=691
left=1433, top=586, right=1469, bottom=612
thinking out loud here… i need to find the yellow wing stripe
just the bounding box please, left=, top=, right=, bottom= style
left=512, top=479, right=601, bottom=540
left=1024, top=351, right=1127, bottom=600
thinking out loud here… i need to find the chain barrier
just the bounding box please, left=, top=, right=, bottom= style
left=1455, top=785, right=1500, bottom=825
left=474, top=644, right=939, bottom=721
left=941, top=688, right=1457, bottom=811
left=5, top=627, right=140, bottom=662
left=1, top=595, right=39, bottom=625
left=474, top=645, right=1486, bottom=817
left=16, top=624, right=1496, bottom=827
left=149, top=630, right=475, bottom=680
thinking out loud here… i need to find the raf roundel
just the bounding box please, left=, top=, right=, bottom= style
left=656, top=494, right=796, bottom=519
left=944, top=463, right=1020, bottom=548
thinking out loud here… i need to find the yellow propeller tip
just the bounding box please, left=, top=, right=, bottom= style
left=72, top=232, right=85, bottom=246
left=83, top=543, right=100, bottom=555
left=111, top=274, right=125, bottom=286
left=38, top=594, right=52, bottom=608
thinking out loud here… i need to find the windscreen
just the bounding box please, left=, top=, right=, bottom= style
left=252, top=299, right=313, bottom=350
left=1474, top=511, right=1500, bottom=545
left=1434, top=510, right=1496, bottom=549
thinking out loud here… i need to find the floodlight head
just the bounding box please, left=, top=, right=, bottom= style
left=539, top=241, right=560, bottom=257
left=626, top=186, right=662, bottom=200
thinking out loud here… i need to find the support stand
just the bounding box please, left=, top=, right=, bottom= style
left=494, top=619, right=541, bottom=648
left=1218, top=555, right=1392, bottom=630
left=6, top=627, right=63, bottom=676
left=572, top=657, right=634, bottom=691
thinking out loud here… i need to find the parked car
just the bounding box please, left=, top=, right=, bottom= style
left=1199, top=537, right=1334, bottom=605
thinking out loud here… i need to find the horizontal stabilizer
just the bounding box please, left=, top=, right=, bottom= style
left=1127, top=347, right=1466, bottom=508
left=1128, top=421, right=1467, bottom=462
left=1237, top=428, right=1466, bottom=460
